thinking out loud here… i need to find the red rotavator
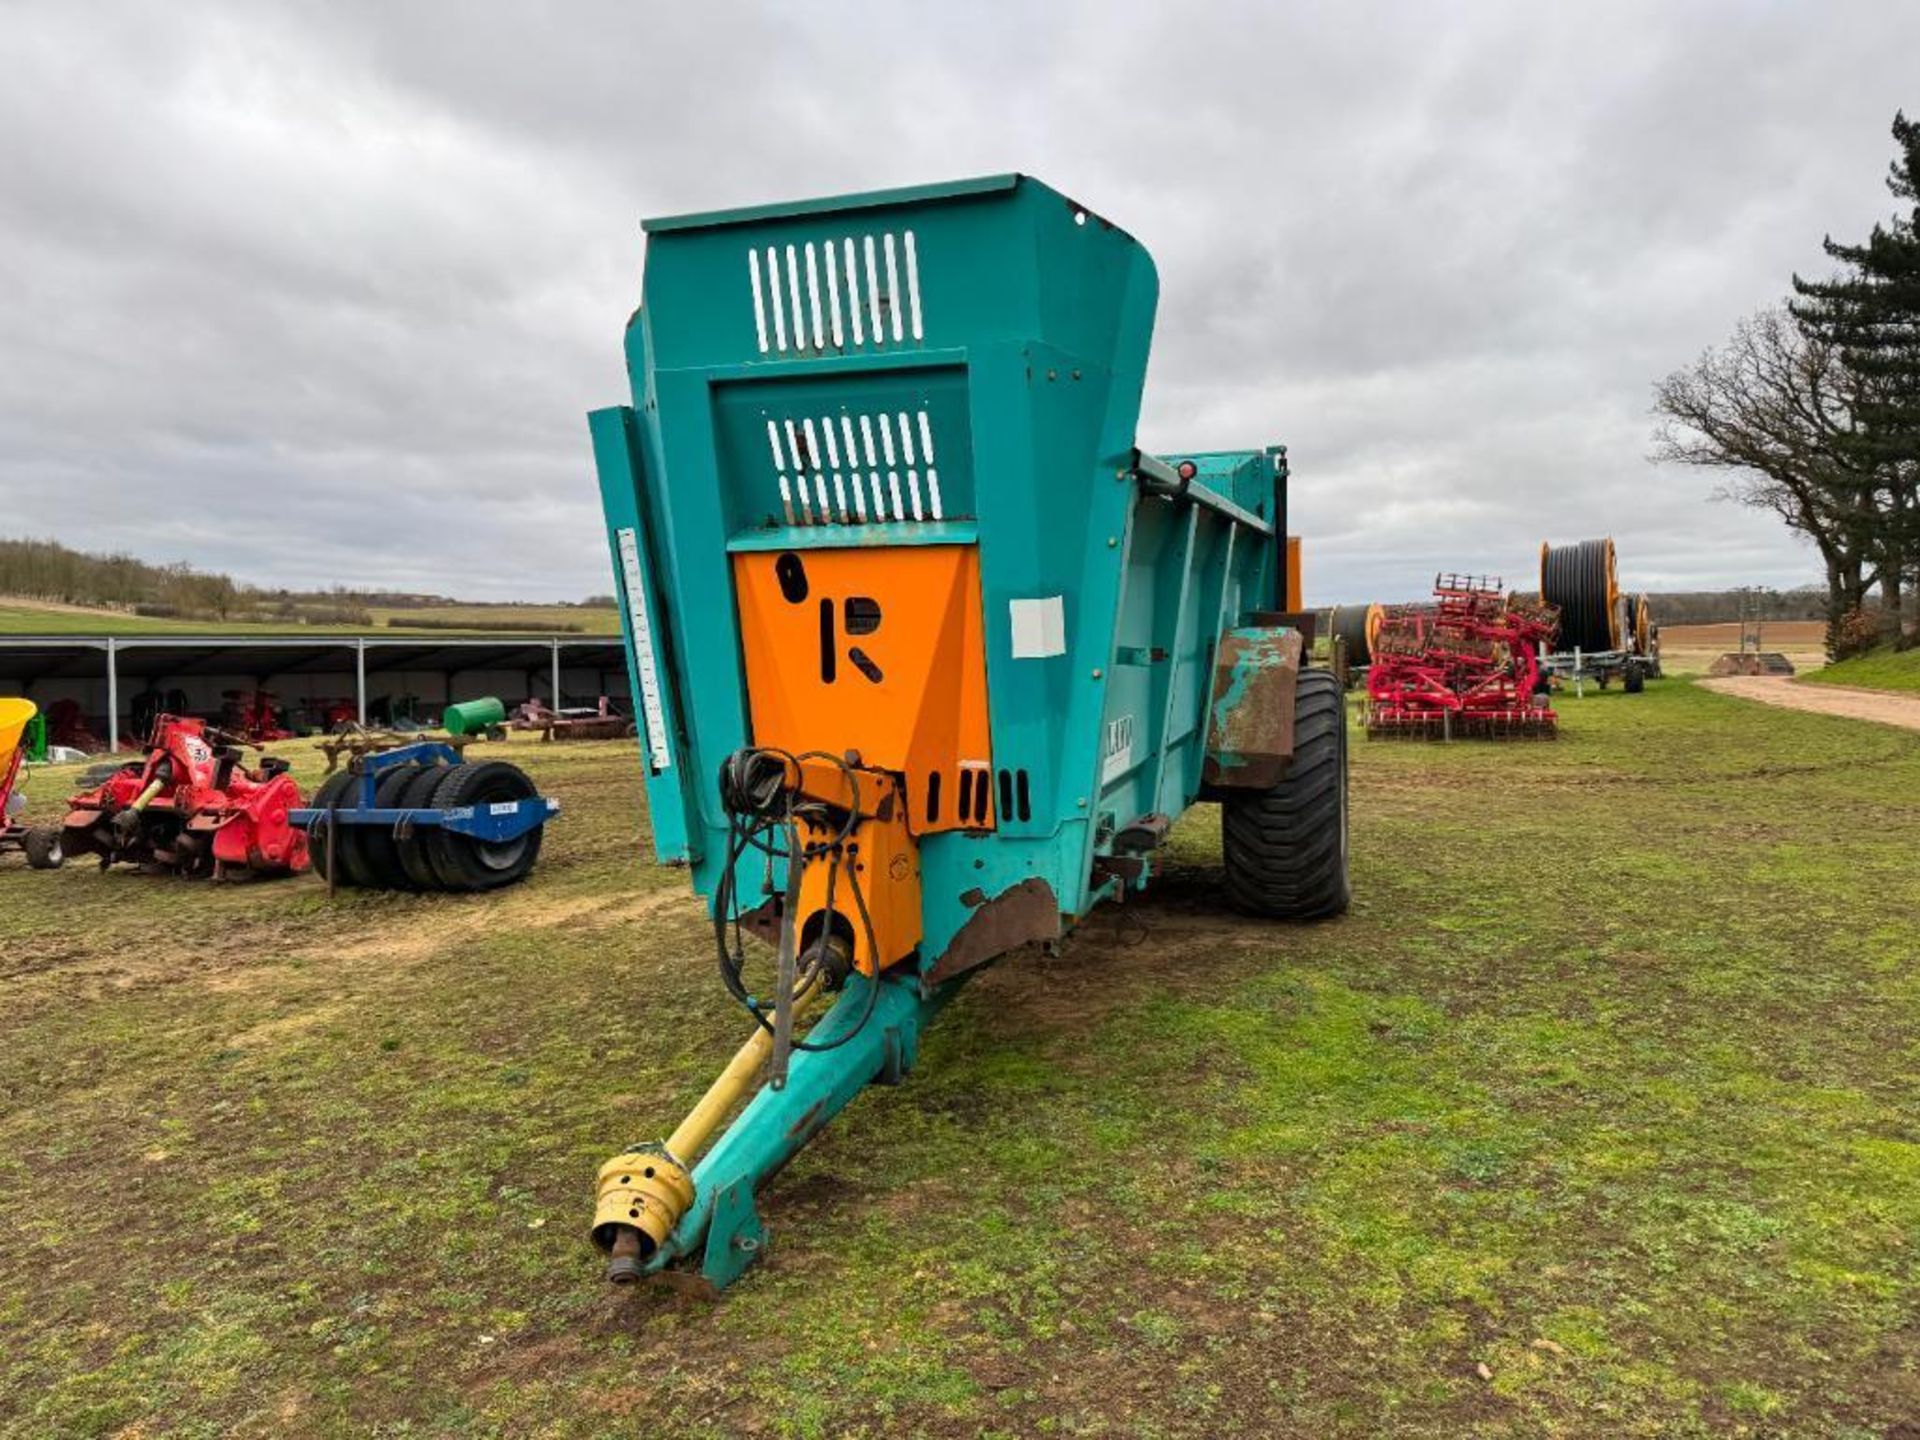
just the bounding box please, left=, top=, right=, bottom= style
left=61, top=715, right=310, bottom=877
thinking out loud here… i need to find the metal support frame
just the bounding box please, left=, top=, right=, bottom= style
left=1270, top=445, right=1290, bottom=611
left=105, top=636, right=119, bottom=752
left=1148, top=505, right=1201, bottom=816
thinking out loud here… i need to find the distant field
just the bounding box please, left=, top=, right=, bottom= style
left=1658, top=620, right=1827, bottom=675
left=366, top=604, right=621, bottom=636
left=0, top=597, right=620, bottom=638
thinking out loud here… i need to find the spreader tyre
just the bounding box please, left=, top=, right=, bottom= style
left=1624, top=664, right=1645, bottom=694
left=352, top=763, right=423, bottom=890
left=425, top=760, right=544, bottom=892
left=1221, top=668, right=1351, bottom=920
left=305, top=772, right=355, bottom=882
left=23, top=828, right=64, bottom=869
left=395, top=764, right=452, bottom=890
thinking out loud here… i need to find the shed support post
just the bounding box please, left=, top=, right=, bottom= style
left=355, top=639, right=367, bottom=726
left=551, top=639, right=563, bottom=711
left=107, top=637, right=119, bottom=752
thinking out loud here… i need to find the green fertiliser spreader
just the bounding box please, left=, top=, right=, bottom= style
left=588, top=174, right=1350, bottom=1292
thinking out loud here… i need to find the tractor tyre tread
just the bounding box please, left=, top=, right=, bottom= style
left=1220, top=668, right=1351, bottom=920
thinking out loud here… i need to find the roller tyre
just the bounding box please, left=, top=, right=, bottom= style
left=425, top=761, right=543, bottom=892
left=359, top=763, right=422, bottom=890
left=395, top=764, right=452, bottom=890
left=306, top=772, right=354, bottom=883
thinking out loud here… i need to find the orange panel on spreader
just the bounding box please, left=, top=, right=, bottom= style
left=731, top=544, right=993, bottom=834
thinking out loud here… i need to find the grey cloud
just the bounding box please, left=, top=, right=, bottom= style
left=2, top=0, right=1915, bottom=602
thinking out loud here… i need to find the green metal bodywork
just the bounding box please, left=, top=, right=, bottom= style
left=589, top=174, right=1297, bottom=1285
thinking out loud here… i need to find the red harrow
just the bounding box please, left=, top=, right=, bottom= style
left=1365, top=575, right=1560, bottom=739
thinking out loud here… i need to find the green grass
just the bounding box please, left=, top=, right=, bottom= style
left=3, top=685, right=1919, bottom=1436
left=1802, top=644, right=1920, bottom=694
left=0, top=599, right=620, bottom=637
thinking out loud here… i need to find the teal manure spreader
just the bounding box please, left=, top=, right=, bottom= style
left=587, top=173, right=1350, bottom=1291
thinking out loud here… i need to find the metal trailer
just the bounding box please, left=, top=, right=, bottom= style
left=1537, top=647, right=1661, bottom=694
left=587, top=174, right=1350, bottom=1292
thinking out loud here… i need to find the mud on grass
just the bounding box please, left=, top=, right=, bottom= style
left=3, top=690, right=1920, bottom=1437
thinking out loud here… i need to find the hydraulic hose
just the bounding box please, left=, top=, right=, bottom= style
left=711, top=747, right=883, bottom=1060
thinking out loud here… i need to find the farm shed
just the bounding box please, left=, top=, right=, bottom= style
left=0, top=634, right=631, bottom=750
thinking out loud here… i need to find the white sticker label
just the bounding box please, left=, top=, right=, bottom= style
left=488, top=802, right=518, bottom=815
left=1101, top=714, right=1135, bottom=784
left=1009, top=595, right=1066, bottom=658
left=616, top=526, right=673, bottom=772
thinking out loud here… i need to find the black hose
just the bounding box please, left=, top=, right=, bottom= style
left=1540, top=538, right=1618, bottom=652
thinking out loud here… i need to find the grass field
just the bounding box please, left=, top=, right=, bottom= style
left=3, top=682, right=1918, bottom=1437
left=1802, top=645, right=1920, bottom=695
left=0, top=598, right=620, bottom=638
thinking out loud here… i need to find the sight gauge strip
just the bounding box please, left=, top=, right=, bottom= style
left=616, top=526, right=673, bottom=772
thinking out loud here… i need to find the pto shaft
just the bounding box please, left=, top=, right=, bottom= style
left=594, top=973, right=823, bottom=1283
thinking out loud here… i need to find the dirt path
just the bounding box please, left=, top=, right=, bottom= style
left=1698, top=674, right=1920, bottom=732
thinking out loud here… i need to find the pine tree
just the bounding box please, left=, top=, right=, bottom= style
left=1791, top=112, right=1920, bottom=641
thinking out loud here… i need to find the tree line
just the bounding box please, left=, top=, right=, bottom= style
left=1655, top=113, right=1920, bottom=657
left=1, top=536, right=616, bottom=626
left=0, top=536, right=246, bottom=620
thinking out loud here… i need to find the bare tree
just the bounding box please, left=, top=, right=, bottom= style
left=1653, top=308, right=1886, bottom=646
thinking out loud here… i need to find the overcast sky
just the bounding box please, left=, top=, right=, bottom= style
left=2, top=2, right=1916, bottom=605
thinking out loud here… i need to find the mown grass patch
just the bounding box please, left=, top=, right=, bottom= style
left=1802, top=643, right=1920, bottom=694
left=3, top=683, right=1918, bottom=1436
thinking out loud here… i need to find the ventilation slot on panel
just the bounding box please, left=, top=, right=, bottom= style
left=765, top=408, right=945, bottom=526
left=954, top=765, right=990, bottom=827
left=925, top=770, right=942, bottom=825
left=749, top=229, right=924, bottom=356
left=993, top=769, right=1032, bottom=823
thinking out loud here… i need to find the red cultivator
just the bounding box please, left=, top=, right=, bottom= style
left=1365, top=575, right=1560, bottom=739
left=61, top=714, right=310, bottom=877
